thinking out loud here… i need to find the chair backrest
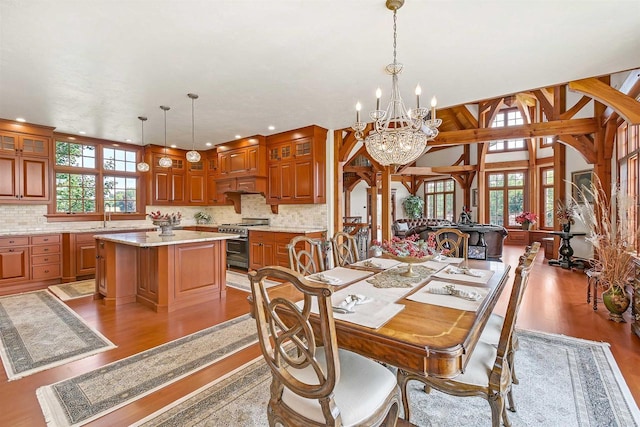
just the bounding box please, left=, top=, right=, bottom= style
left=288, top=236, right=326, bottom=275
left=331, top=231, right=360, bottom=267
left=248, top=266, right=342, bottom=424
left=432, top=228, right=470, bottom=259
left=489, top=249, right=536, bottom=388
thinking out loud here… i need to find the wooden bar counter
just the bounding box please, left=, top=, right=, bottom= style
left=95, top=230, right=239, bottom=312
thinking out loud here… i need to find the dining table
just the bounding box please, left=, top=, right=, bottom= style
left=253, top=256, right=512, bottom=380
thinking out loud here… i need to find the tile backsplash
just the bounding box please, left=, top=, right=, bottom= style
left=0, top=195, right=328, bottom=232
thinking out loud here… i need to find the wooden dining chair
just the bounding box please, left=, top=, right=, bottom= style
left=480, top=242, right=540, bottom=386
left=397, top=254, right=534, bottom=427
left=248, top=266, right=401, bottom=427
left=331, top=231, right=360, bottom=267
left=287, top=236, right=326, bottom=275
left=431, top=228, right=470, bottom=259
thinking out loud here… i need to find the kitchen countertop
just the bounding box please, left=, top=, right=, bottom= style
left=95, top=230, right=240, bottom=247
left=0, top=225, right=157, bottom=237
left=249, top=226, right=327, bottom=233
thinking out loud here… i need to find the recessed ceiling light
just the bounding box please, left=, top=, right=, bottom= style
left=67, top=136, right=76, bottom=140
left=268, top=125, right=275, bottom=131
left=170, top=144, right=177, bottom=148
left=205, top=142, right=212, bottom=147
left=15, top=117, right=26, bottom=123
left=125, top=139, right=132, bottom=142
left=79, top=131, right=86, bottom=135
left=235, top=135, right=241, bottom=139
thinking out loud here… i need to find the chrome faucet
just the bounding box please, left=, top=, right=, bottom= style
left=103, top=204, right=111, bottom=228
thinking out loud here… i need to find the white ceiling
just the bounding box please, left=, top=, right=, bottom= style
left=1, top=0, right=639, bottom=150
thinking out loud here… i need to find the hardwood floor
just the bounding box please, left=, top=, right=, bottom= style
left=1, top=245, right=638, bottom=426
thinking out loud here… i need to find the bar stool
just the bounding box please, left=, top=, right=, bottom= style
left=585, top=268, right=602, bottom=310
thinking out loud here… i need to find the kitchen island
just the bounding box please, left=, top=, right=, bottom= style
left=95, top=230, right=239, bottom=312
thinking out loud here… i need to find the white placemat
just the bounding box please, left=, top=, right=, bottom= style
left=432, top=265, right=494, bottom=284
left=329, top=289, right=405, bottom=329
left=350, top=257, right=402, bottom=269
left=414, top=260, right=449, bottom=271
left=305, top=267, right=374, bottom=285
left=407, top=280, right=490, bottom=311
left=432, top=256, right=465, bottom=264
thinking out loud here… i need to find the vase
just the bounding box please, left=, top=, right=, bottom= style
left=521, top=222, right=530, bottom=230
left=602, top=284, right=630, bottom=323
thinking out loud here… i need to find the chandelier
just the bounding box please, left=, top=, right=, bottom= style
left=136, top=116, right=150, bottom=172
left=185, top=93, right=201, bottom=163
left=158, top=106, right=173, bottom=168
left=353, top=0, right=441, bottom=167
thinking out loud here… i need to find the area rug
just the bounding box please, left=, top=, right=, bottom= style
left=0, top=290, right=115, bottom=381
left=37, top=314, right=258, bottom=427
left=226, top=270, right=280, bottom=292
left=48, top=280, right=95, bottom=301
left=131, top=330, right=640, bottom=427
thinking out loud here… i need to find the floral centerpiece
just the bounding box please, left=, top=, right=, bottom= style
left=515, top=212, right=538, bottom=230
left=573, top=176, right=636, bottom=322
left=148, top=211, right=181, bottom=236
left=556, top=200, right=576, bottom=231
left=194, top=211, right=212, bottom=224
left=371, top=234, right=437, bottom=277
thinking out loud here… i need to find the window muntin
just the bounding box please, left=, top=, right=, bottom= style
left=541, top=167, right=554, bottom=229
left=486, top=171, right=527, bottom=227
left=53, top=140, right=143, bottom=217
left=425, top=178, right=455, bottom=221
left=488, top=109, right=527, bottom=153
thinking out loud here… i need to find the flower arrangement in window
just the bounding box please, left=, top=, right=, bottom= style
left=515, top=212, right=538, bottom=227
left=371, top=234, right=437, bottom=259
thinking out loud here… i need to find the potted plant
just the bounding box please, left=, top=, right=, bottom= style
left=515, top=212, right=538, bottom=230
left=194, top=211, right=213, bottom=224
left=402, top=195, right=424, bottom=219
left=574, top=176, right=633, bottom=322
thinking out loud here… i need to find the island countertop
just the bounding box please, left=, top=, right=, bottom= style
left=95, top=230, right=240, bottom=247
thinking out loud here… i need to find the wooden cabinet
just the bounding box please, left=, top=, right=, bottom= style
left=266, top=125, right=327, bottom=206
left=217, top=137, right=266, bottom=178
left=0, top=129, right=51, bottom=203
left=151, top=153, right=185, bottom=204
left=187, top=159, right=206, bottom=205
left=249, top=230, right=325, bottom=271
left=0, top=233, right=61, bottom=295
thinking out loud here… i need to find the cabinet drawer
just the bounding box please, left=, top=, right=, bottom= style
left=76, top=232, right=100, bottom=244
left=32, top=263, right=61, bottom=280
left=32, top=244, right=61, bottom=255
left=31, top=234, right=60, bottom=245
left=31, top=253, right=61, bottom=265
left=0, top=236, right=29, bottom=247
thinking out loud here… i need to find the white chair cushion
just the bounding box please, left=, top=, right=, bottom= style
left=452, top=340, right=497, bottom=387
left=282, top=348, right=397, bottom=426
left=479, top=313, right=504, bottom=345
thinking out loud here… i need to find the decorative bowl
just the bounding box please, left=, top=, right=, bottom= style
left=152, top=219, right=180, bottom=236
left=386, top=254, right=434, bottom=277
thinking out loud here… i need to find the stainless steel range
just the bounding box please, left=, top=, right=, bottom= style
left=218, top=218, right=269, bottom=269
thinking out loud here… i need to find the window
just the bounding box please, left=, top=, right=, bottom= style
left=51, top=139, right=144, bottom=220
left=488, top=108, right=526, bottom=152
left=618, top=123, right=639, bottom=251
left=486, top=171, right=527, bottom=227
left=540, top=167, right=554, bottom=229
left=424, top=179, right=455, bottom=221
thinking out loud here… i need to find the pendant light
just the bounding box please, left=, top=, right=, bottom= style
left=158, top=106, right=173, bottom=168
left=186, top=93, right=201, bottom=162
left=136, top=116, right=150, bottom=172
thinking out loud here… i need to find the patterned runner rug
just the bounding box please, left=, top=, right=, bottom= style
left=132, top=330, right=640, bottom=427
left=0, top=290, right=115, bottom=380
left=48, top=280, right=95, bottom=301
left=37, top=314, right=258, bottom=427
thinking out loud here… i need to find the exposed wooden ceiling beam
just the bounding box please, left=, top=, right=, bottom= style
left=569, top=77, right=640, bottom=125
left=559, top=95, right=591, bottom=120
left=397, top=165, right=476, bottom=175
left=431, top=118, right=597, bottom=145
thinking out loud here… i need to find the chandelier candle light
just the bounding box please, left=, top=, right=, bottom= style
left=352, top=0, right=441, bottom=167
left=186, top=93, right=201, bottom=163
